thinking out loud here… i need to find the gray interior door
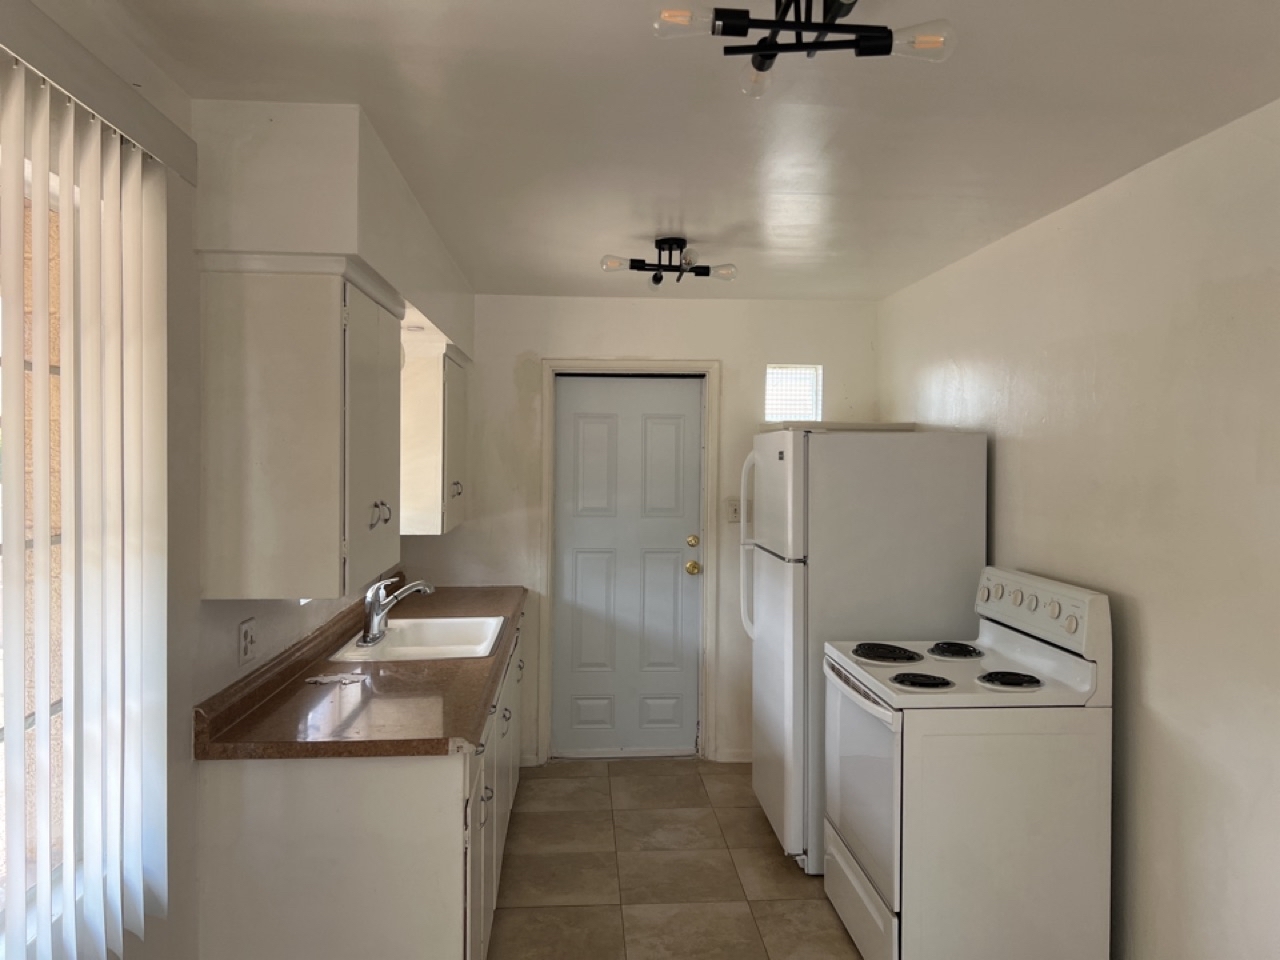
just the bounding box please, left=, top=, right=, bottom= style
left=552, top=376, right=703, bottom=757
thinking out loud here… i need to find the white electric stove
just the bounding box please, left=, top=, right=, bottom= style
left=822, top=567, right=1113, bottom=960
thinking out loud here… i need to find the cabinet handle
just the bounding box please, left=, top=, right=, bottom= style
left=380, top=501, right=393, bottom=525
left=517, top=658, right=524, bottom=684
left=489, top=703, right=498, bottom=715
left=501, top=706, right=513, bottom=737
left=479, top=786, right=493, bottom=827
left=475, top=742, right=486, bottom=756
left=369, top=501, right=382, bottom=530
left=451, top=480, right=464, bottom=498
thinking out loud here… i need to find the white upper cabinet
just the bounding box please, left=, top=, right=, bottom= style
left=202, top=272, right=401, bottom=599
left=401, top=343, right=469, bottom=535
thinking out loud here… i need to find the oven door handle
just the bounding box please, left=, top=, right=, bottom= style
left=824, top=659, right=900, bottom=730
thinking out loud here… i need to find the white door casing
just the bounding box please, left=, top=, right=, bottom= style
left=551, top=376, right=704, bottom=756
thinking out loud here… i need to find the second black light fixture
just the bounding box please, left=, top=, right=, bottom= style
left=601, top=237, right=738, bottom=287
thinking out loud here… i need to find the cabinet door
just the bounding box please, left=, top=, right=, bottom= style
left=495, top=653, right=517, bottom=859
left=442, top=354, right=468, bottom=533
left=483, top=718, right=500, bottom=947
left=509, top=644, right=524, bottom=808
left=344, top=284, right=385, bottom=589
left=466, top=759, right=486, bottom=960
left=372, top=306, right=402, bottom=568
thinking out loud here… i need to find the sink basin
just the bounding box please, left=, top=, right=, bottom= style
left=331, top=616, right=506, bottom=662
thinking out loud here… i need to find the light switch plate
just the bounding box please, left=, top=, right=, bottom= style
left=237, top=618, right=257, bottom=667
left=727, top=496, right=742, bottom=524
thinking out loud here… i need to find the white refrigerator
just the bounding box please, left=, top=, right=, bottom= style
left=740, top=425, right=987, bottom=874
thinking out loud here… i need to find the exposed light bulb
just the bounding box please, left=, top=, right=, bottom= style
left=600, top=254, right=628, bottom=272
left=653, top=6, right=714, bottom=39
left=891, top=20, right=954, bottom=62
left=682, top=247, right=700, bottom=267
left=709, top=263, right=738, bottom=281
left=740, top=62, right=773, bottom=98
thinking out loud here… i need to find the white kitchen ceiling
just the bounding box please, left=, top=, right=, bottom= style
left=93, top=0, right=1280, bottom=299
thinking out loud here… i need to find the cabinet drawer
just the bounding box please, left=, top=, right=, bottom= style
left=824, top=820, right=898, bottom=960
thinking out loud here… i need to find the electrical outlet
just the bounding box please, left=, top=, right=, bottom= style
left=237, top=618, right=257, bottom=667
left=727, top=496, right=742, bottom=524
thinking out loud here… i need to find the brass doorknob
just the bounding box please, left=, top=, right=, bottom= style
left=685, top=561, right=702, bottom=576
left=686, top=534, right=700, bottom=547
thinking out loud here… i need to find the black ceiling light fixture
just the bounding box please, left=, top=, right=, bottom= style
left=655, top=0, right=953, bottom=97
left=601, top=237, right=738, bottom=287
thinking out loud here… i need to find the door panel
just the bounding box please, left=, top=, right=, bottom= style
left=442, top=354, right=468, bottom=532
left=825, top=662, right=903, bottom=911
left=373, top=305, right=402, bottom=570
left=552, top=377, right=703, bottom=756
left=749, top=429, right=805, bottom=559
left=751, top=548, right=806, bottom=853
left=343, top=284, right=383, bottom=589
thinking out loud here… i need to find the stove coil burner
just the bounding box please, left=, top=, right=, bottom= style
left=977, top=671, right=1044, bottom=689
left=890, top=672, right=955, bottom=690
left=928, top=642, right=984, bottom=660
left=853, top=642, right=923, bottom=664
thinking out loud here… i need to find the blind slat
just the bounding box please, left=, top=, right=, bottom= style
left=76, top=112, right=106, bottom=960
left=98, top=128, right=124, bottom=960
left=138, top=160, right=165, bottom=914
left=119, top=143, right=143, bottom=938
left=54, top=92, right=79, bottom=960
left=1, top=60, right=30, bottom=960
left=30, top=76, right=55, bottom=960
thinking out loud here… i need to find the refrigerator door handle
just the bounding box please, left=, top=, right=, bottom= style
left=740, top=449, right=757, bottom=543
left=740, top=543, right=756, bottom=639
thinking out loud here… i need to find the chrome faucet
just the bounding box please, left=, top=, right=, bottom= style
left=359, top=577, right=434, bottom=647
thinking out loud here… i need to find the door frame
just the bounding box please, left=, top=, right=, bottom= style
left=538, top=359, right=722, bottom=762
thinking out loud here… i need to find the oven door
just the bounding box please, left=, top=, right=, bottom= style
left=824, top=657, right=903, bottom=912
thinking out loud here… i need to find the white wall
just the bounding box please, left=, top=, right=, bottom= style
left=192, top=101, right=360, bottom=256
left=402, top=295, right=879, bottom=762
left=357, top=113, right=475, bottom=355
left=876, top=99, right=1280, bottom=960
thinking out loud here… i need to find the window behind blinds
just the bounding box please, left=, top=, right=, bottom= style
left=764, top=364, right=823, bottom=422
left=0, top=54, right=168, bottom=960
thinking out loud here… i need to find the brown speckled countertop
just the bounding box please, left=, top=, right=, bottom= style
left=193, top=586, right=528, bottom=760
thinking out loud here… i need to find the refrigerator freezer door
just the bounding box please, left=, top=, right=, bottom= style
left=749, top=430, right=805, bottom=560
left=752, top=548, right=807, bottom=856
left=806, top=431, right=988, bottom=646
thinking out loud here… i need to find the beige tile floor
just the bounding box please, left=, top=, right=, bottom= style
left=493, top=759, right=862, bottom=960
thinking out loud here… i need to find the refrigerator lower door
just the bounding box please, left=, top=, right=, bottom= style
left=752, top=548, right=807, bottom=856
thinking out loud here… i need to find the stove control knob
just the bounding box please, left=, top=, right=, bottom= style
left=992, top=583, right=1005, bottom=600
left=1026, top=594, right=1039, bottom=612
left=1064, top=614, right=1080, bottom=634
left=1010, top=589, right=1024, bottom=606
left=1047, top=600, right=1062, bottom=619
left=978, top=586, right=990, bottom=602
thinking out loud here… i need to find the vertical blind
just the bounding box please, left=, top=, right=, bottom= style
left=0, top=56, right=167, bottom=960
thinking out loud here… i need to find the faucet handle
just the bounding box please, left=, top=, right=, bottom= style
left=365, top=577, right=400, bottom=606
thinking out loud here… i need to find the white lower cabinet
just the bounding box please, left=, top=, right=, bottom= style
left=197, top=638, right=523, bottom=960
left=468, top=637, right=522, bottom=960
